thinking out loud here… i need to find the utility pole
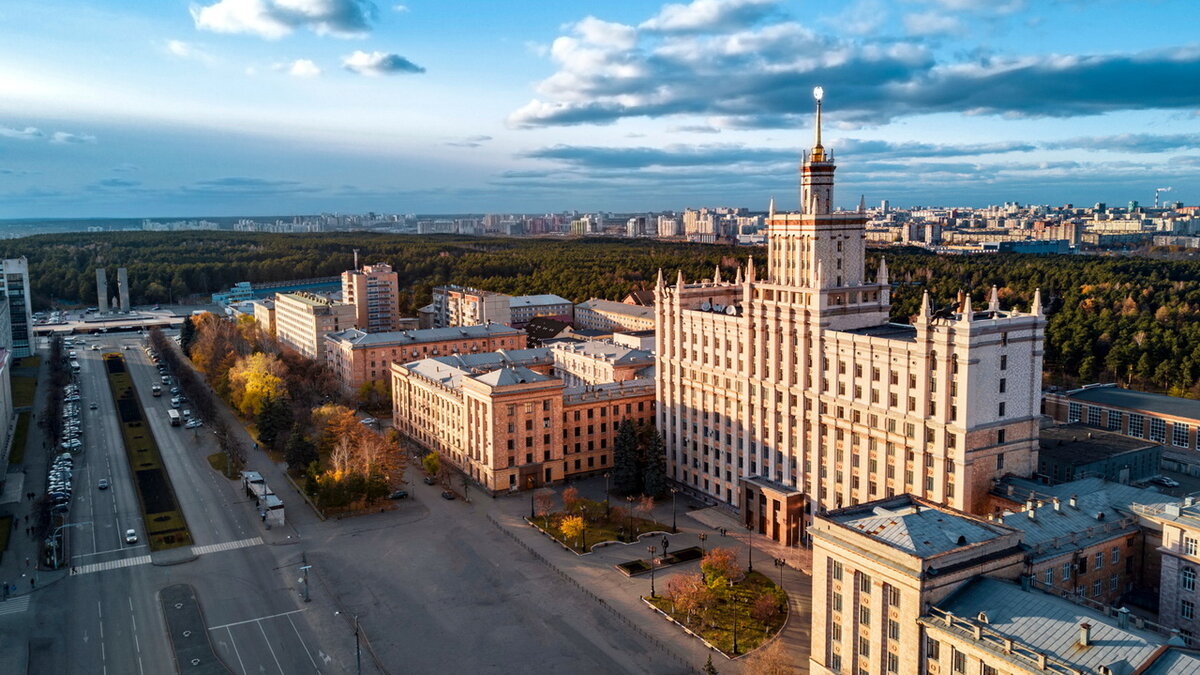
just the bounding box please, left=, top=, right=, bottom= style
left=300, top=553, right=311, bottom=603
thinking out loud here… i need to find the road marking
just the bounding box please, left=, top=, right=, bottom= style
left=0, top=595, right=31, bottom=616
left=207, top=608, right=306, bottom=632
left=287, top=613, right=321, bottom=673
left=72, top=554, right=152, bottom=575
left=226, top=627, right=248, bottom=675
left=258, top=620, right=286, bottom=675
left=191, top=536, right=263, bottom=556
left=73, top=543, right=149, bottom=560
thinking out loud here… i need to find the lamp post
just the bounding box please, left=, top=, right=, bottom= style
left=579, top=505, right=588, bottom=551
left=732, top=597, right=740, bottom=655
left=335, top=611, right=361, bottom=675
left=745, top=524, right=754, bottom=572
left=300, top=552, right=312, bottom=602
left=774, top=558, right=786, bottom=590
left=626, top=495, right=635, bottom=541
left=50, top=522, right=87, bottom=569
left=647, top=545, right=657, bottom=598
left=604, top=472, right=611, bottom=518
left=530, top=490, right=535, bottom=519
left=670, top=487, right=678, bottom=533
left=698, top=532, right=707, bottom=555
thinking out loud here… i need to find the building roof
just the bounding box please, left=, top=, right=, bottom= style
left=1065, top=384, right=1200, bottom=422
left=510, top=294, right=571, bottom=308
left=576, top=298, right=655, bottom=319
left=428, top=349, right=552, bottom=372
left=471, top=366, right=552, bottom=387
left=840, top=322, right=918, bottom=341
left=1141, top=648, right=1200, bottom=674
left=549, top=340, right=654, bottom=365
left=826, top=495, right=1013, bottom=558
left=997, top=476, right=1176, bottom=514
left=933, top=577, right=1167, bottom=674
left=1038, top=423, right=1160, bottom=466
left=277, top=291, right=342, bottom=308
left=622, top=290, right=656, bottom=306
left=524, top=316, right=573, bottom=341
left=618, top=329, right=656, bottom=338
left=326, top=323, right=524, bottom=349
left=1001, top=489, right=1138, bottom=555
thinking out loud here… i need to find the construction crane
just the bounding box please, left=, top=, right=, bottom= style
left=1155, top=186, right=1172, bottom=209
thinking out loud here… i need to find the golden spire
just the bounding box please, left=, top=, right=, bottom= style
left=811, top=86, right=825, bottom=162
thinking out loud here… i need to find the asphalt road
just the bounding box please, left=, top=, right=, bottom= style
left=8, top=336, right=340, bottom=675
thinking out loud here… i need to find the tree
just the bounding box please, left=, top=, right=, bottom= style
left=534, top=490, right=555, bottom=528
left=228, top=352, right=287, bottom=417
left=741, top=637, right=791, bottom=675
left=562, top=485, right=582, bottom=513
left=642, top=431, right=668, bottom=498
left=664, top=572, right=713, bottom=626
left=560, top=515, right=585, bottom=548
left=613, top=420, right=641, bottom=496
left=256, top=395, right=292, bottom=453
left=702, top=655, right=718, bottom=675
left=422, top=452, right=441, bottom=478
left=700, top=547, right=744, bottom=588
left=633, top=495, right=655, bottom=532
left=750, top=591, right=782, bottom=635
left=179, top=316, right=197, bottom=355
left=284, top=428, right=318, bottom=472
left=355, top=380, right=391, bottom=412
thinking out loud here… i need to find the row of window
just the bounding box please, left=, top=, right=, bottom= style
left=1068, top=402, right=1193, bottom=447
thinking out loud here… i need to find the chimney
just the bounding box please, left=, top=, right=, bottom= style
left=1027, top=508, right=1036, bottom=521
left=1053, top=498, right=1062, bottom=512
left=1025, top=498, right=1035, bottom=511
left=1117, top=607, right=1131, bottom=629
left=1069, top=495, right=1078, bottom=508
left=1079, top=622, right=1092, bottom=647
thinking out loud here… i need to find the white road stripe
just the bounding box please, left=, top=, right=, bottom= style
left=0, top=595, right=31, bottom=616
left=191, top=536, right=262, bottom=556
left=72, top=535, right=264, bottom=576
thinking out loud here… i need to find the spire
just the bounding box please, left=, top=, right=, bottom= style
left=811, top=86, right=825, bottom=162
left=746, top=256, right=756, bottom=283
left=917, top=290, right=931, bottom=324
left=677, top=269, right=685, bottom=288
left=714, top=265, right=722, bottom=284
left=656, top=268, right=664, bottom=289
left=858, top=194, right=865, bottom=213
left=1032, top=287, right=1044, bottom=317
left=876, top=257, right=888, bottom=286
left=735, top=266, right=743, bottom=285
left=988, top=285, right=999, bottom=313
left=960, top=292, right=974, bottom=322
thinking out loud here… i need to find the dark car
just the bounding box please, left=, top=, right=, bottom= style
left=422, top=476, right=436, bottom=485
left=388, top=490, right=409, bottom=500
left=440, top=490, right=455, bottom=500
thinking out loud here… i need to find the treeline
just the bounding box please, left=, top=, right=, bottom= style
left=6, top=231, right=1200, bottom=394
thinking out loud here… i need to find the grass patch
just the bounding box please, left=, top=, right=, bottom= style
left=12, top=356, right=41, bottom=370
left=647, top=571, right=788, bottom=656
left=9, top=412, right=29, bottom=465
left=10, top=375, right=36, bottom=408
left=207, top=451, right=240, bottom=479
left=532, top=497, right=671, bottom=553
left=0, top=516, right=10, bottom=555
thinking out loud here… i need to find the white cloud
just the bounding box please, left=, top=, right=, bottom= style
left=392, top=3, right=408, bottom=11
left=902, top=11, right=963, bottom=36
left=190, top=0, right=377, bottom=40
left=342, top=50, right=425, bottom=75
left=640, top=0, right=777, bottom=33
left=288, top=59, right=322, bottom=77
left=165, top=39, right=215, bottom=63
left=0, top=125, right=44, bottom=140
left=50, top=131, right=96, bottom=144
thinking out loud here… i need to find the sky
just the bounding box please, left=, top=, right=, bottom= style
left=1, top=0, right=1199, bottom=218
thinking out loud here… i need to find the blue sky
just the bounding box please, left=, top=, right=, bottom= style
left=1, top=0, right=1198, bottom=218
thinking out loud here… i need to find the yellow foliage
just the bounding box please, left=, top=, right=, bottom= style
left=228, top=352, right=287, bottom=416
left=560, top=515, right=585, bottom=544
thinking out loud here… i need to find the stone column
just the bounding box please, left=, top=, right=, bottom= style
left=95, top=268, right=108, bottom=313
left=118, top=268, right=130, bottom=313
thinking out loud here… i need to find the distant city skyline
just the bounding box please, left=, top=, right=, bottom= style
left=1, top=0, right=1199, bottom=218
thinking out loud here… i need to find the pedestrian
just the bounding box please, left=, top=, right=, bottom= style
left=30, top=578, right=35, bottom=589
left=24, top=557, right=29, bottom=568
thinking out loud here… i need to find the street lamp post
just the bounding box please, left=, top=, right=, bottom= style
left=530, top=491, right=535, bottom=519
left=50, top=522, right=87, bottom=569
left=745, top=524, right=754, bottom=572
left=698, top=532, right=707, bottom=555
left=647, top=545, right=657, bottom=598
left=732, top=597, right=740, bottom=655
left=300, top=553, right=312, bottom=603
left=626, top=495, right=635, bottom=541
left=604, top=472, right=611, bottom=518
left=774, top=558, right=786, bottom=590
left=670, top=487, right=678, bottom=533
left=579, top=505, right=588, bottom=551
left=335, top=611, right=361, bottom=675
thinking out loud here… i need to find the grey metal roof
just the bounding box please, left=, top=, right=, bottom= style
left=829, top=496, right=1010, bottom=557
left=471, top=366, right=553, bottom=387
left=550, top=340, right=654, bottom=365
left=575, top=298, right=654, bottom=319
left=510, top=294, right=571, bottom=308
left=840, top=322, right=918, bottom=341
left=1001, top=490, right=1137, bottom=555
left=326, top=323, right=524, bottom=348
left=1039, top=423, right=1159, bottom=464
left=1142, top=648, right=1200, bottom=674
left=1067, top=385, right=1200, bottom=422
left=935, top=577, right=1163, bottom=674
left=998, top=476, right=1177, bottom=514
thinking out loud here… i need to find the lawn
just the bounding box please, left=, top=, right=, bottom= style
left=647, top=571, right=788, bottom=656
left=207, top=451, right=240, bottom=479
left=8, top=412, right=29, bottom=465
left=531, top=496, right=671, bottom=553
left=10, top=375, right=36, bottom=408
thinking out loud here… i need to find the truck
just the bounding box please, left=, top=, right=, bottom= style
left=167, top=409, right=181, bottom=426
left=151, top=384, right=162, bottom=397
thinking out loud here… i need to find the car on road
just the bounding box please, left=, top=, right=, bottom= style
left=440, top=491, right=456, bottom=500
left=185, top=419, right=203, bottom=429
left=89, top=402, right=98, bottom=410
left=1154, top=476, right=1181, bottom=488
left=182, top=409, right=192, bottom=418
left=388, top=490, right=408, bottom=500
left=422, top=476, right=436, bottom=485
left=125, top=529, right=138, bottom=544
left=98, top=478, right=109, bottom=490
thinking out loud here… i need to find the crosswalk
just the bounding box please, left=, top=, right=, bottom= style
left=191, top=537, right=262, bottom=556
left=0, top=595, right=30, bottom=617
left=71, top=536, right=264, bottom=576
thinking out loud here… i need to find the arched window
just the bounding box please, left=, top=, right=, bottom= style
left=1183, top=567, right=1196, bottom=592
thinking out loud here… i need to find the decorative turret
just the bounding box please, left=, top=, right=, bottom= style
left=768, top=196, right=776, bottom=220
left=714, top=265, right=722, bottom=284
left=656, top=268, right=664, bottom=289
left=876, top=257, right=888, bottom=286
left=677, top=269, right=685, bottom=288
left=735, top=266, right=743, bottom=285
left=917, top=289, right=931, bottom=325
left=799, top=86, right=834, bottom=216
left=960, top=293, right=974, bottom=323
left=746, top=256, right=756, bottom=283
left=1032, top=288, right=1043, bottom=317
left=988, top=285, right=999, bottom=313
left=858, top=194, right=866, bottom=213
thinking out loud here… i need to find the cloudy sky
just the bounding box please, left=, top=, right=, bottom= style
left=1, top=0, right=1198, bottom=218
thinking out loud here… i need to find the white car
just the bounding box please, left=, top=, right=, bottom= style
left=125, top=529, right=138, bottom=544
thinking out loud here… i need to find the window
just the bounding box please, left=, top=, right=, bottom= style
left=859, top=637, right=869, bottom=656
left=1062, top=562, right=1072, bottom=581
left=1044, top=568, right=1054, bottom=585
left=1068, top=402, right=1082, bottom=423
left=1129, top=414, right=1145, bottom=438
left=925, top=637, right=940, bottom=660
left=885, top=652, right=898, bottom=673
left=1151, top=418, right=1167, bottom=443
left=1095, top=552, right=1104, bottom=570
left=885, top=584, right=900, bottom=607
left=858, top=605, right=870, bottom=625
left=1183, top=599, right=1195, bottom=621
left=887, top=619, right=899, bottom=640
left=1108, top=410, right=1123, bottom=431
left=1187, top=537, right=1198, bottom=556
left=1176, top=424, right=1192, bottom=448
left=833, top=593, right=842, bottom=612
left=859, top=573, right=872, bottom=592
left=1110, top=574, right=1119, bottom=592
left=982, top=666, right=997, bottom=675
left=998, top=402, right=1006, bottom=417
left=1000, top=354, right=1007, bottom=370
left=1184, top=567, right=1197, bottom=592
left=832, top=560, right=843, bottom=581
left=952, top=648, right=966, bottom=673
left=996, top=453, right=1005, bottom=470
left=1087, top=406, right=1102, bottom=427
left=831, top=622, right=842, bottom=641
left=829, top=654, right=841, bottom=671
left=1111, top=547, right=1120, bottom=565
left=1093, top=579, right=1102, bottom=597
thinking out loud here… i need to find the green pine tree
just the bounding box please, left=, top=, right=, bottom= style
left=613, top=420, right=642, bottom=496
left=642, top=431, right=668, bottom=498
left=285, top=426, right=318, bottom=471
left=702, top=655, right=718, bottom=675
left=256, top=395, right=292, bottom=452
left=179, top=316, right=197, bottom=355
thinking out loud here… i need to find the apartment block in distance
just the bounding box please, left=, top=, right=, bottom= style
left=392, top=344, right=655, bottom=492
left=431, top=285, right=512, bottom=328
left=655, top=90, right=1045, bottom=548
left=325, top=324, right=528, bottom=395
left=810, top=494, right=1199, bottom=674
left=272, top=291, right=356, bottom=361
left=574, top=298, right=656, bottom=332
left=0, top=258, right=33, bottom=358
left=342, top=262, right=411, bottom=332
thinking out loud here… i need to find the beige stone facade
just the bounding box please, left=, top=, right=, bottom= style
left=392, top=346, right=655, bottom=493
left=574, top=299, right=656, bottom=332
left=272, top=292, right=356, bottom=361
left=656, top=97, right=1045, bottom=546
left=341, top=262, right=405, bottom=332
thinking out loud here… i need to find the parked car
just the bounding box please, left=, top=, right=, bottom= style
left=125, top=529, right=138, bottom=544
left=185, top=419, right=203, bottom=429
left=440, top=491, right=456, bottom=500
left=422, top=476, right=436, bottom=485
left=89, top=402, right=98, bottom=410
left=1154, top=476, right=1181, bottom=488
left=98, top=478, right=109, bottom=490
left=388, top=490, right=409, bottom=500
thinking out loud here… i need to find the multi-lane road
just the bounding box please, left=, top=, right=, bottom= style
left=12, top=335, right=340, bottom=674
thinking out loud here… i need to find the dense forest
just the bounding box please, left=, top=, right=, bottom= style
left=4, top=231, right=1199, bottom=395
